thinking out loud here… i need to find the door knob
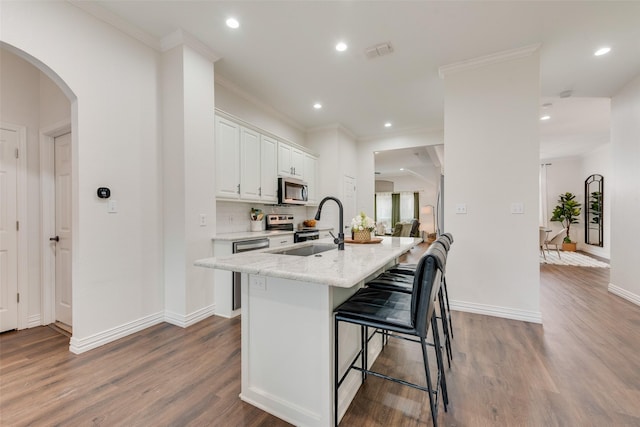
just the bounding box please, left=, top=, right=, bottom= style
left=49, top=236, right=60, bottom=242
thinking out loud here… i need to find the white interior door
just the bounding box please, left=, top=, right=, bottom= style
left=54, top=132, right=72, bottom=327
left=0, top=128, right=18, bottom=332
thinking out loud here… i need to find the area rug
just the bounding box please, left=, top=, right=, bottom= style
left=540, top=251, right=609, bottom=268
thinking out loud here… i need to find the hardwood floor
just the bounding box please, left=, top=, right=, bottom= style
left=2, top=247, right=639, bottom=426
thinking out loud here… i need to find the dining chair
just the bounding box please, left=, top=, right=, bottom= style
left=545, top=228, right=567, bottom=259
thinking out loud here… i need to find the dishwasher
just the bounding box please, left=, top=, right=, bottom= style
left=232, top=238, right=270, bottom=310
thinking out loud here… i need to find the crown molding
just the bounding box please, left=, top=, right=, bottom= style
left=214, top=75, right=305, bottom=132
left=306, top=123, right=358, bottom=141
left=357, top=125, right=444, bottom=143
left=68, top=0, right=161, bottom=51
left=160, top=29, right=220, bottom=63
left=438, top=43, right=541, bottom=79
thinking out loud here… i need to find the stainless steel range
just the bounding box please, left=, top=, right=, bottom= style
left=266, top=214, right=319, bottom=242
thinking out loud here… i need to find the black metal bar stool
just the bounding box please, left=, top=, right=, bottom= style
left=368, top=243, right=453, bottom=366
left=334, top=248, right=448, bottom=426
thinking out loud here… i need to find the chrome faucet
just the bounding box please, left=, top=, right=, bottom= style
left=314, top=196, right=345, bottom=250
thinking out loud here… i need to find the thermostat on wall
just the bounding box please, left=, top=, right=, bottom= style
left=97, top=187, right=111, bottom=199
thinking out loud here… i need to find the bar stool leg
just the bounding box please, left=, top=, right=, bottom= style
left=438, top=288, right=452, bottom=368
left=431, top=315, right=449, bottom=409
left=443, top=277, right=454, bottom=339
left=420, top=337, right=438, bottom=427
left=334, top=317, right=339, bottom=427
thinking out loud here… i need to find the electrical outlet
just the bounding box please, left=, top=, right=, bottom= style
left=455, top=203, right=467, bottom=214
left=108, top=200, right=118, bottom=213
left=199, top=214, right=207, bottom=226
left=510, top=202, right=525, bottom=214
left=250, top=275, right=266, bottom=291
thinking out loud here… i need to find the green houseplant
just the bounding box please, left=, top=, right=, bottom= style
left=550, top=192, right=582, bottom=250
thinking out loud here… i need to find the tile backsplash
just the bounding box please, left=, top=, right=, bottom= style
left=216, top=201, right=317, bottom=234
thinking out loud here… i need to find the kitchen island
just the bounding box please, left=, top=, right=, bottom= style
left=195, top=236, right=421, bottom=427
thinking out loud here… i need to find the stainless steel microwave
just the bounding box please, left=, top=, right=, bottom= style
left=278, top=177, right=308, bottom=205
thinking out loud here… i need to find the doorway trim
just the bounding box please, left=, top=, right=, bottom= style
left=40, top=120, right=71, bottom=326
left=1, top=122, right=28, bottom=329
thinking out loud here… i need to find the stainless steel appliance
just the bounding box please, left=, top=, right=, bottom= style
left=278, top=177, right=308, bottom=205
left=266, top=214, right=319, bottom=242
left=294, top=229, right=319, bottom=242
left=232, top=238, right=270, bottom=310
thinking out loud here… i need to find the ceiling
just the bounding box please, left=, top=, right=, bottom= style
left=81, top=1, right=640, bottom=157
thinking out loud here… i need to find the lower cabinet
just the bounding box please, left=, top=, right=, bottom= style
left=269, top=235, right=294, bottom=247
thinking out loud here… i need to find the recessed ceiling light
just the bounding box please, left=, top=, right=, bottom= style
left=594, top=47, right=611, bottom=56
left=226, top=18, right=240, bottom=29
left=335, top=42, right=348, bottom=52
left=313, top=103, right=322, bottom=109
left=540, top=115, right=551, bottom=121
left=384, top=122, right=392, bottom=128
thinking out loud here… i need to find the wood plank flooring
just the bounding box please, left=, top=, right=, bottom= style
left=2, top=246, right=639, bottom=426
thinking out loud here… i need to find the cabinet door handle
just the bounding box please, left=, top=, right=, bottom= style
left=258, top=187, right=262, bottom=196
left=237, top=184, right=240, bottom=194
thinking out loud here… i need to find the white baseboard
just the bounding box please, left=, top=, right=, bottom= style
left=608, top=283, right=640, bottom=307
left=27, top=315, right=41, bottom=328
left=164, top=304, right=216, bottom=328
left=69, top=312, right=164, bottom=354
left=450, top=300, right=542, bottom=324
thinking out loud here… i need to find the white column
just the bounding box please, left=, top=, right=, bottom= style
left=609, top=74, right=640, bottom=306
left=161, top=32, right=218, bottom=325
left=439, top=45, right=542, bottom=323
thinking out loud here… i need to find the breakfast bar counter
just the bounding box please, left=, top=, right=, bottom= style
left=195, top=236, right=421, bottom=426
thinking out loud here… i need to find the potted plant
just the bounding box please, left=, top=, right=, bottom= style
left=550, top=192, right=582, bottom=251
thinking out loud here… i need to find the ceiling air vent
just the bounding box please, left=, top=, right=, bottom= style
left=365, top=42, right=394, bottom=59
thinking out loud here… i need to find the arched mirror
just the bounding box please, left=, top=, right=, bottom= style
left=584, top=174, right=603, bottom=247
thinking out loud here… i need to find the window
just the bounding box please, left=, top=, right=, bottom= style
left=375, top=191, right=419, bottom=229
left=375, top=192, right=392, bottom=229
left=399, top=192, right=415, bottom=222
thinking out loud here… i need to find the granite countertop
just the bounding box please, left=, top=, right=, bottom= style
left=212, top=227, right=334, bottom=242
left=196, top=236, right=421, bottom=288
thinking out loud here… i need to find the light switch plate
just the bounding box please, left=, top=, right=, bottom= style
left=108, top=200, right=118, bottom=213
left=455, top=203, right=467, bottom=214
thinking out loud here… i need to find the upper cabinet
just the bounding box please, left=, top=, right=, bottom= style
left=303, top=153, right=318, bottom=204
left=278, top=142, right=304, bottom=178
left=215, top=116, right=241, bottom=199
left=259, top=135, right=278, bottom=202
left=215, top=112, right=317, bottom=204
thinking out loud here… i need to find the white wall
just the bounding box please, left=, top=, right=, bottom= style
left=2, top=1, right=164, bottom=348
left=306, top=126, right=358, bottom=233
left=215, top=81, right=306, bottom=148
left=609, top=74, right=640, bottom=306
left=442, top=51, right=541, bottom=323
left=542, top=143, right=612, bottom=259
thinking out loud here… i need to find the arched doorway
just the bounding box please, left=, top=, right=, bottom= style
left=0, top=42, right=77, bottom=334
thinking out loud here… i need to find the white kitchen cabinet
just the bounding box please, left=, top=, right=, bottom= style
left=260, top=135, right=278, bottom=202
left=217, top=115, right=280, bottom=203
left=278, top=142, right=304, bottom=178
left=303, top=153, right=318, bottom=203
left=268, top=235, right=294, bottom=248
left=240, top=127, right=261, bottom=200
left=215, top=116, right=240, bottom=199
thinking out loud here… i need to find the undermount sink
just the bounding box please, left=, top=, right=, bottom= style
left=270, top=243, right=337, bottom=257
